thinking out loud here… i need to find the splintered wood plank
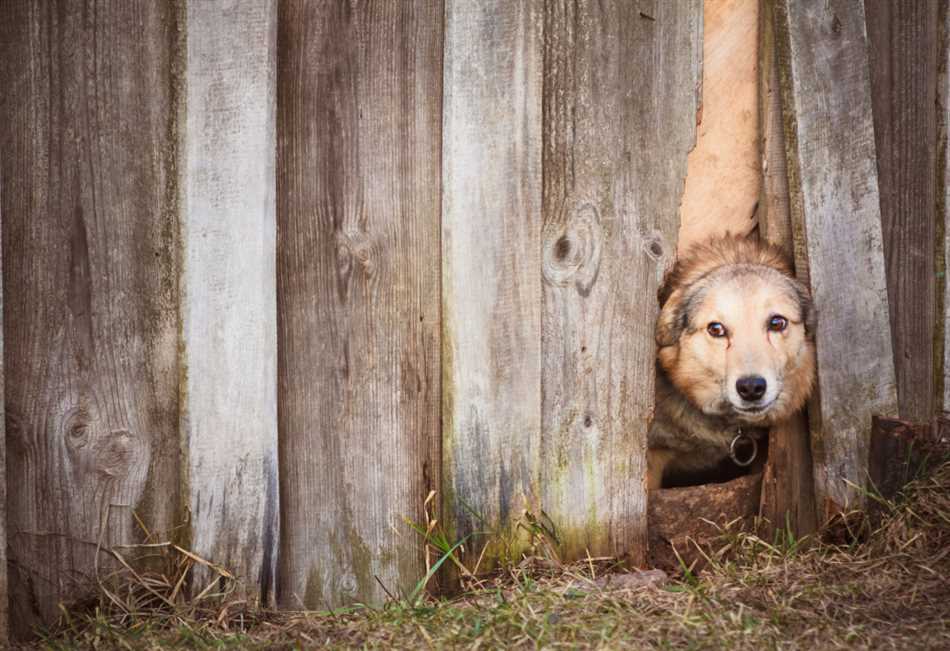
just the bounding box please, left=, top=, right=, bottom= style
left=865, top=1, right=938, bottom=422
left=442, top=0, right=542, bottom=568
left=678, top=0, right=758, bottom=250
left=774, top=0, right=898, bottom=516
left=757, top=0, right=817, bottom=539
left=0, top=1, right=180, bottom=638
left=180, top=1, right=278, bottom=604
left=541, top=1, right=700, bottom=563
left=277, top=2, right=441, bottom=609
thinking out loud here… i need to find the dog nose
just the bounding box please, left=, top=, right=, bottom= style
left=736, top=375, right=767, bottom=402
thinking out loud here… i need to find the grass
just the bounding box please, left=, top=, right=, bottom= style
left=19, top=456, right=950, bottom=650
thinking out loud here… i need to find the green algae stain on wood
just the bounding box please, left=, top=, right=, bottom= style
left=441, top=0, right=544, bottom=574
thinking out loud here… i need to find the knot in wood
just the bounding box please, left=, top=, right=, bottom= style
left=93, top=429, right=138, bottom=478
left=542, top=204, right=603, bottom=296
left=335, top=230, right=378, bottom=279
left=64, top=405, right=93, bottom=451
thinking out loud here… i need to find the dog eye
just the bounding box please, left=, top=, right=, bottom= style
left=768, top=315, right=788, bottom=332
left=706, top=322, right=727, bottom=338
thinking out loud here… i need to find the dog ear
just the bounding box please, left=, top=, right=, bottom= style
left=791, top=278, right=817, bottom=338
left=655, top=288, right=687, bottom=348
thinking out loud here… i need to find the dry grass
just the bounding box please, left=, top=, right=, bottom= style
left=21, top=457, right=950, bottom=650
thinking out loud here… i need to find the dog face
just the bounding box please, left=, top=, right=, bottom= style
left=655, top=238, right=816, bottom=425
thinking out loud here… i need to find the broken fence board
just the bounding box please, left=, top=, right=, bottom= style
left=541, top=0, right=700, bottom=564
left=180, top=0, right=278, bottom=604
left=774, top=0, right=898, bottom=516
left=276, top=1, right=442, bottom=608
left=442, top=0, right=543, bottom=569
left=0, top=1, right=181, bottom=637
left=757, top=0, right=817, bottom=538
left=866, top=0, right=938, bottom=423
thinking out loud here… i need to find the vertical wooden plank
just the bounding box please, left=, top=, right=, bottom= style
left=541, top=1, right=700, bottom=562
left=678, top=0, right=759, bottom=250
left=180, top=1, right=278, bottom=603
left=774, top=0, right=898, bottom=515
left=442, top=0, right=542, bottom=569
left=0, top=1, right=181, bottom=637
left=277, top=2, right=442, bottom=608
left=940, top=0, right=950, bottom=415
left=757, top=0, right=817, bottom=537
left=865, top=1, right=938, bottom=422
left=0, top=175, right=7, bottom=642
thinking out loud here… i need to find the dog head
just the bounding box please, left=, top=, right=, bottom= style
left=655, top=236, right=816, bottom=425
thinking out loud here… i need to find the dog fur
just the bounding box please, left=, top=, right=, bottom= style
left=647, top=235, right=817, bottom=489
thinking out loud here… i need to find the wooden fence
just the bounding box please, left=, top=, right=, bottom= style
left=0, top=0, right=946, bottom=640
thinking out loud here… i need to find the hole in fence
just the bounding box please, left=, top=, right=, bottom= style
left=656, top=433, right=770, bottom=489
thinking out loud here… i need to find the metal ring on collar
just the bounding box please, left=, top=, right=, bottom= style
left=729, top=432, right=758, bottom=467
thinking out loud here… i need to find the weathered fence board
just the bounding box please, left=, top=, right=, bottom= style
left=180, top=1, right=278, bottom=603
left=0, top=1, right=181, bottom=637
left=277, top=1, right=442, bottom=608
left=757, top=0, right=816, bottom=537
left=679, top=0, right=757, bottom=249
left=442, top=0, right=543, bottom=569
left=941, top=1, right=950, bottom=415
left=0, top=178, right=7, bottom=641
left=541, top=0, right=700, bottom=563
left=866, top=1, right=938, bottom=423
left=774, top=0, right=898, bottom=516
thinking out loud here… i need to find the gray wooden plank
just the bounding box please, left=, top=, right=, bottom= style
left=774, top=0, right=898, bottom=516
left=0, top=1, right=181, bottom=637
left=276, top=1, right=442, bottom=608
left=540, top=0, right=700, bottom=564
left=865, top=0, right=938, bottom=422
left=442, top=0, right=543, bottom=571
left=180, top=0, right=278, bottom=604
left=757, top=0, right=817, bottom=538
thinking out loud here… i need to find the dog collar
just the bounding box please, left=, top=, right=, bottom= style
left=729, top=428, right=758, bottom=466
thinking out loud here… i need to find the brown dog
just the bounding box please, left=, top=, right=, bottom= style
left=647, top=236, right=817, bottom=489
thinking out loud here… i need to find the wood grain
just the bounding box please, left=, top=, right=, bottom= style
left=180, top=0, right=278, bottom=604
left=774, top=0, right=898, bottom=516
left=679, top=0, right=759, bottom=251
left=0, top=1, right=181, bottom=637
left=442, top=0, right=543, bottom=570
left=865, top=1, right=938, bottom=423
left=277, top=1, right=442, bottom=608
left=0, top=175, right=7, bottom=641
left=757, top=0, right=817, bottom=538
left=541, top=0, right=701, bottom=564
left=936, top=0, right=949, bottom=417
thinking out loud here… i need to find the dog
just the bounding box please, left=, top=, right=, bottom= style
left=647, top=235, right=817, bottom=489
